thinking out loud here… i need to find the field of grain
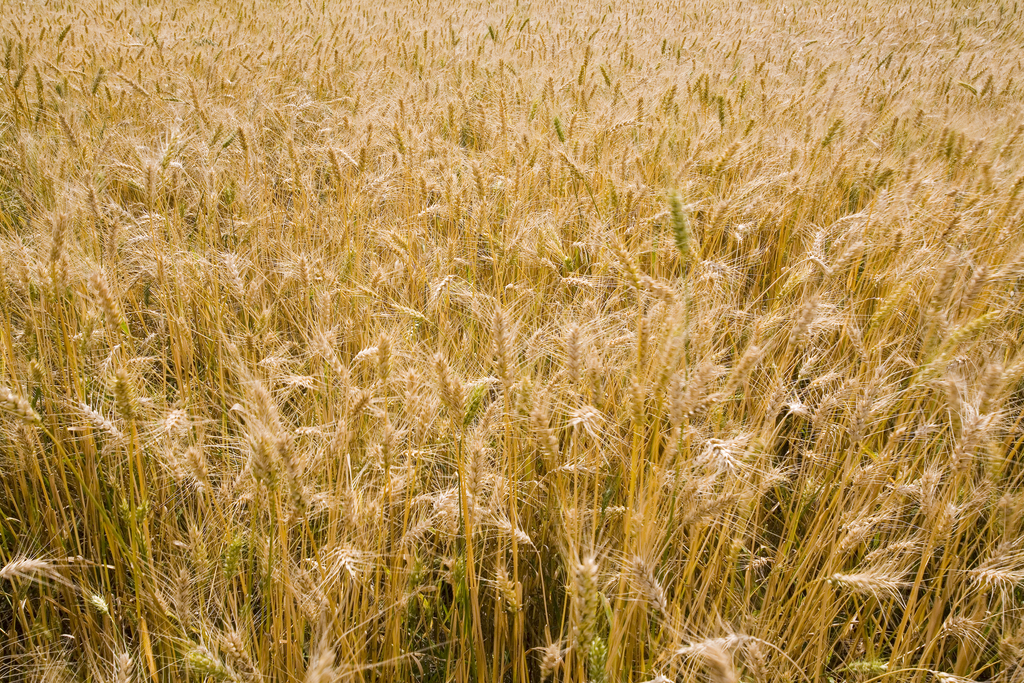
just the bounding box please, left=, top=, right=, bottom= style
left=2, top=0, right=1024, bottom=681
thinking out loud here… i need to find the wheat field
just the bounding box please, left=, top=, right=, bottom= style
left=2, top=0, right=1024, bottom=681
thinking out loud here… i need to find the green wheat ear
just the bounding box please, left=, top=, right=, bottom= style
left=553, top=116, right=566, bottom=143
left=668, top=191, right=693, bottom=264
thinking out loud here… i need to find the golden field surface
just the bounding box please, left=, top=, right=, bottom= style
left=3, top=0, right=1024, bottom=680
